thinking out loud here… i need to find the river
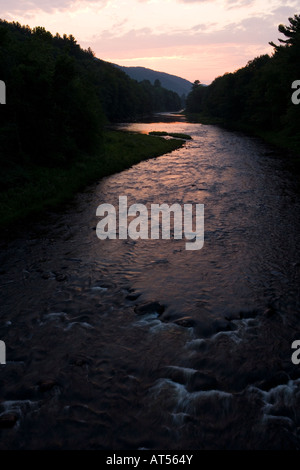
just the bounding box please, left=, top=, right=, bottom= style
left=0, top=113, right=300, bottom=449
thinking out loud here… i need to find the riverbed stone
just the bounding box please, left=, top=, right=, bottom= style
left=0, top=413, right=18, bottom=428
left=126, top=293, right=141, bottom=301
left=173, top=316, right=195, bottom=328
left=55, top=273, right=67, bottom=282
left=188, top=371, right=219, bottom=392
left=263, top=306, right=277, bottom=318
left=258, top=371, right=289, bottom=391
left=38, top=380, right=58, bottom=392
left=134, top=301, right=165, bottom=316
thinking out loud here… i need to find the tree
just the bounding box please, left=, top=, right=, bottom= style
left=192, top=79, right=201, bottom=90
left=269, top=14, right=300, bottom=50
left=185, top=13, right=300, bottom=153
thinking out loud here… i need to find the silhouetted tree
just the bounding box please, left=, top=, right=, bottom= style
left=270, top=14, right=300, bottom=50
left=0, top=19, right=182, bottom=169
left=185, top=13, right=300, bottom=152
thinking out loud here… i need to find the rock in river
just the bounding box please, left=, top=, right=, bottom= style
left=0, top=413, right=18, bottom=429
left=134, top=301, right=165, bottom=316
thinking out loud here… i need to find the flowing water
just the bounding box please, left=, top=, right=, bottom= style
left=0, top=114, right=300, bottom=449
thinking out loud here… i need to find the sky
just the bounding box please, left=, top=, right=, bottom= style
left=1, top=0, right=299, bottom=84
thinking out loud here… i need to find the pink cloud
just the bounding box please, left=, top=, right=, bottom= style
left=0, top=0, right=108, bottom=15
left=86, top=7, right=294, bottom=82
left=91, top=16, right=282, bottom=53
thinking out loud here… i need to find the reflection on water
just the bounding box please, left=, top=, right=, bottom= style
left=0, top=115, right=300, bottom=449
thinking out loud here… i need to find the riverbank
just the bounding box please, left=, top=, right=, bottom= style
left=1, top=119, right=299, bottom=450
left=0, top=130, right=184, bottom=233
left=184, top=112, right=300, bottom=169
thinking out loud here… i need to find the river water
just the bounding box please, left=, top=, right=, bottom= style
left=0, top=114, right=300, bottom=449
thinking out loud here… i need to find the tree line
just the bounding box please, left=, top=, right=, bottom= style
left=0, top=19, right=181, bottom=170
left=185, top=14, right=300, bottom=153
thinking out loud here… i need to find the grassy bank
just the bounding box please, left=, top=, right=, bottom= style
left=0, top=130, right=184, bottom=232
left=184, top=112, right=224, bottom=126
left=149, top=131, right=192, bottom=140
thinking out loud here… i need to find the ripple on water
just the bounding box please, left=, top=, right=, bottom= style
left=1, top=117, right=300, bottom=449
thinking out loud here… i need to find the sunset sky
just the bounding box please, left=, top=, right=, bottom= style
left=1, top=0, right=299, bottom=83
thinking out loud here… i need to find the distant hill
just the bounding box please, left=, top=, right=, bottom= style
left=113, top=64, right=193, bottom=98
left=0, top=19, right=183, bottom=172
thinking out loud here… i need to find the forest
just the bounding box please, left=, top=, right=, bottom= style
left=185, top=14, right=300, bottom=155
left=0, top=20, right=183, bottom=229
left=0, top=19, right=181, bottom=170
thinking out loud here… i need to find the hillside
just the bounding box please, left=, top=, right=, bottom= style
left=113, top=64, right=193, bottom=99
left=0, top=19, right=184, bottom=229
left=185, top=13, right=300, bottom=157
left=0, top=20, right=182, bottom=168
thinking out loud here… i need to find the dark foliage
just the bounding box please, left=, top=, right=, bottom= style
left=0, top=19, right=181, bottom=170
left=185, top=14, right=300, bottom=152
